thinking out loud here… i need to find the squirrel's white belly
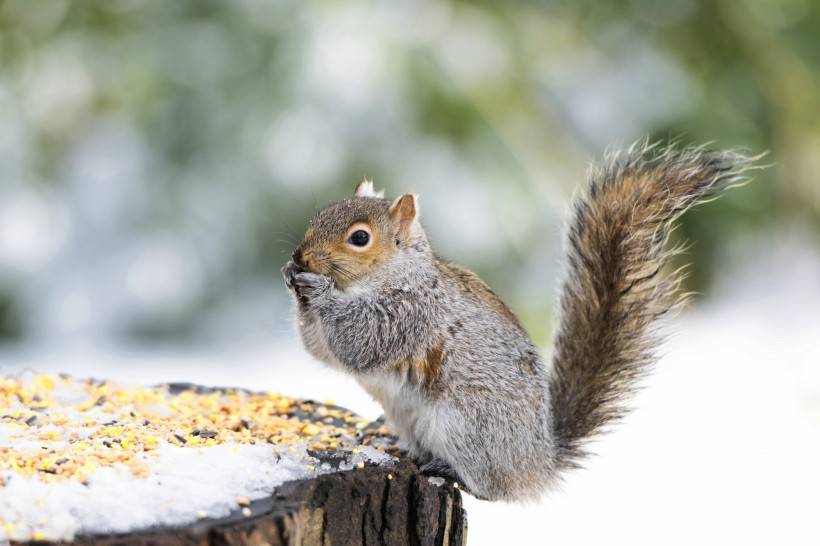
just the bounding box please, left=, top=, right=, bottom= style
left=356, top=371, right=447, bottom=457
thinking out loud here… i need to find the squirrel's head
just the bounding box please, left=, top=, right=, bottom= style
left=289, top=180, right=424, bottom=289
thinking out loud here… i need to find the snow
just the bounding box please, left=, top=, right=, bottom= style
left=462, top=236, right=820, bottom=546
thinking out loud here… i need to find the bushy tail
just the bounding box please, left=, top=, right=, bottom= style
left=549, top=142, right=757, bottom=471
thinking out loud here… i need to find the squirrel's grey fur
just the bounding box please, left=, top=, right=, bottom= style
left=282, top=142, right=755, bottom=501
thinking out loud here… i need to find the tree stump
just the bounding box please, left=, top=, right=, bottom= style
left=39, top=459, right=467, bottom=546
left=0, top=376, right=467, bottom=546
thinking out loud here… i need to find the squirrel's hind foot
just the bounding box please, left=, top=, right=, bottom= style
left=418, top=457, right=485, bottom=498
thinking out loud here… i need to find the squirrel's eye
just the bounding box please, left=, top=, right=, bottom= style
left=349, top=230, right=370, bottom=247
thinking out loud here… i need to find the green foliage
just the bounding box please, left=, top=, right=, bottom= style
left=0, top=0, right=816, bottom=342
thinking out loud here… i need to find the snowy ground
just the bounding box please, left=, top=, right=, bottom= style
left=465, top=237, right=820, bottom=546
left=1, top=237, right=818, bottom=545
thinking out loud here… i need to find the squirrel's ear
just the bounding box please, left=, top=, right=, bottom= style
left=389, top=193, right=419, bottom=235
left=354, top=179, right=384, bottom=198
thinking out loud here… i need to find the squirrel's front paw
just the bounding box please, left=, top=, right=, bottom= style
left=292, top=271, right=333, bottom=299
left=281, top=260, right=303, bottom=291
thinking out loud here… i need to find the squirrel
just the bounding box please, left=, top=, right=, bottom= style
left=282, top=142, right=753, bottom=501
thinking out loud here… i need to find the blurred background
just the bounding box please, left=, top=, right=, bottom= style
left=0, top=1, right=817, bottom=545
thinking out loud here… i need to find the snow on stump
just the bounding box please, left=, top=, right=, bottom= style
left=0, top=374, right=467, bottom=546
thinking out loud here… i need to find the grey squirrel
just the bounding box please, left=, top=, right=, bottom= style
left=282, top=142, right=753, bottom=501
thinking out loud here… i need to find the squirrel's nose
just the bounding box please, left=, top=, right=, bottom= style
left=292, top=249, right=306, bottom=268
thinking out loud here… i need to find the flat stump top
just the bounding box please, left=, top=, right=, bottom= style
left=0, top=373, right=466, bottom=546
